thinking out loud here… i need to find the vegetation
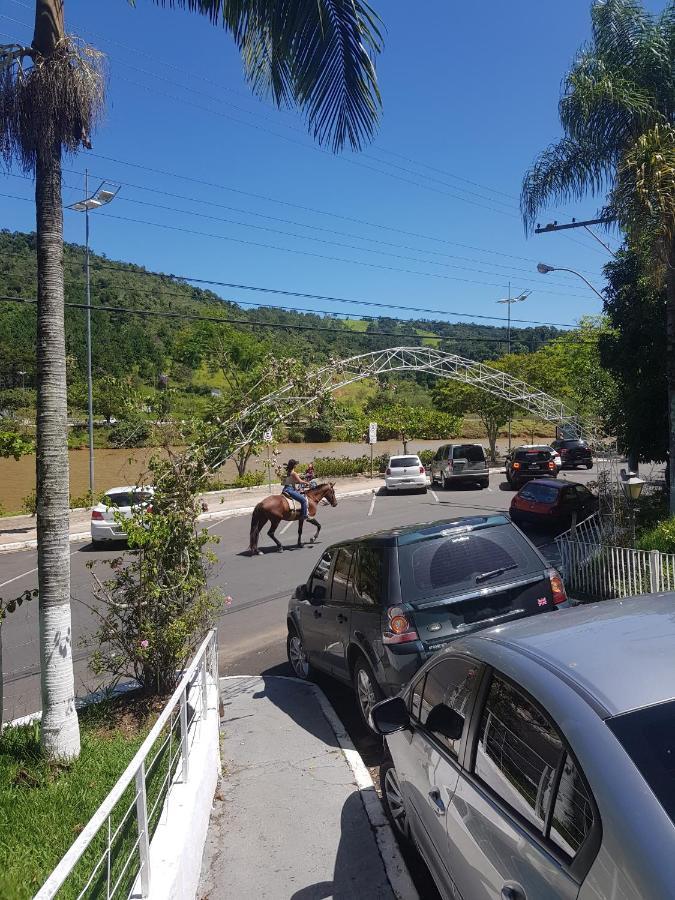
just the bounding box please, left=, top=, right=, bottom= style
left=636, top=517, right=675, bottom=554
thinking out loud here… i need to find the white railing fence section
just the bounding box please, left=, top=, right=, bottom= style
left=35, top=629, right=218, bottom=900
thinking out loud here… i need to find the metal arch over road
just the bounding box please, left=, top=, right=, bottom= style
left=220, top=346, right=595, bottom=460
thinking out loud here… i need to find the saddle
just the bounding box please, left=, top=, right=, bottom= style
left=282, top=494, right=302, bottom=519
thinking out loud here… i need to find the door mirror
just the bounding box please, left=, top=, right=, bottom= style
left=370, top=696, right=410, bottom=735
left=426, top=704, right=464, bottom=741
left=311, top=584, right=327, bottom=603
left=295, top=583, right=308, bottom=601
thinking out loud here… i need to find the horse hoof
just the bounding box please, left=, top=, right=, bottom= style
left=277, top=546, right=284, bottom=552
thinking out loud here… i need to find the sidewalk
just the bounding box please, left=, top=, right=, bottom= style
left=198, top=675, right=417, bottom=900
left=0, top=476, right=378, bottom=553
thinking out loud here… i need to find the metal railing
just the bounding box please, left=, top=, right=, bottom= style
left=35, top=629, right=218, bottom=900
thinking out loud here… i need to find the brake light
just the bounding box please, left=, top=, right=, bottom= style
left=383, top=606, right=419, bottom=645
left=548, top=461, right=556, bottom=470
left=547, top=569, right=567, bottom=605
left=146, top=505, right=153, bottom=514
left=447, top=459, right=453, bottom=470
left=91, top=510, right=104, bottom=521
left=386, top=467, right=391, bottom=476
left=419, top=466, right=425, bottom=474
left=512, top=461, right=521, bottom=470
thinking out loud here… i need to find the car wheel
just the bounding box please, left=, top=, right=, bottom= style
left=586, top=462, right=593, bottom=469
left=479, top=479, right=489, bottom=489
left=287, top=628, right=313, bottom=680
left=418, top=487, right=427, bottom=494
left=381, top=759, right=411, bottom=841
left=443, top=477, right=451, bottom=490
left=353, top=658, right=384, bottom=731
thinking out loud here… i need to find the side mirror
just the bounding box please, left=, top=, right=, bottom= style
left=295, top=583, right=308, bottom=601
left=311, top=584, right=327, bottom=603
left=370, top=696, right=410, bottom=736
left=426, top=704, right=464, bottom=741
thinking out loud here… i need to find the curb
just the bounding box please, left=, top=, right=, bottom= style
left=0, top=486, right=379, bottom=554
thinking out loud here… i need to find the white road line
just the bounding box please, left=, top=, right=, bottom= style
left=279, top=520, right=293, bottom=534
left=430, top=490, right=439, bottom=503
left=367, top=492, right=377, bottom=517
left=0, top=544, right=83, bottom=590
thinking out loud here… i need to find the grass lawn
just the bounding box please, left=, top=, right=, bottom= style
left=0, top=693, right=167, bottom=900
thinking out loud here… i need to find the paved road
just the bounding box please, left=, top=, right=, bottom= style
left=0, top=466, right=598, bottom=721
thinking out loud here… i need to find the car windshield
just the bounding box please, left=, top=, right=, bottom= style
left=453, top=445, right=484, bottom=462
left=519, top=483, right=559, bottom=503
left=398, top=523, right=543, bottom=603
left=607, top=699, right=675, bottom=824
left=389, top=457, right=420, bottom=468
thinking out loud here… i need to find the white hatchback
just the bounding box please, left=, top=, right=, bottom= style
left=90, top=485, right=154, bottom=543
left=384, top=455, right=428, bottom=493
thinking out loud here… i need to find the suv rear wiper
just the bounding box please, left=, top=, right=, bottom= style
left=475, top=564, right=517, bottom=584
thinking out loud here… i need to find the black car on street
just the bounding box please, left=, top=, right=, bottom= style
left=551, top=438, right=593, bottom=469
left=506, top=446, right=558, bottom=489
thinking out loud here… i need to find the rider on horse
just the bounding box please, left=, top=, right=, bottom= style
left=282, top=459, right=311, bottom=520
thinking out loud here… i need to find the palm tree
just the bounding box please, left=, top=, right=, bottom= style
left=521, top=0, right=675, bottom=505
left=0, top=0, right=382, bottom=760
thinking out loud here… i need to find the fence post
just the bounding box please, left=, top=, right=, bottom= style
left=201, top=657, right=208, bottom=720
left=135, top=763, right=151, bottom=898
left=649, top=550, right=661, bottom=593
left=180, top=687, right=189, bottom=783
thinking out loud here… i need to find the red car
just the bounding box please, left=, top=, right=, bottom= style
left=510, top=478, right=598, bottom=529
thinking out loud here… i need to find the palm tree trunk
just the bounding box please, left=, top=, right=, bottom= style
left=668, top=238, right=675, bottom=515
left=32, top=0, right=80, bottom=759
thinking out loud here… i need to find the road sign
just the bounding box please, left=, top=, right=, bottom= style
left=368, top=422, right=377, bottom=444
left=263, top=428, right=273, bottom=443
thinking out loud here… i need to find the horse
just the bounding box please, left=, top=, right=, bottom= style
left=248, top=482, right=338, bottom=555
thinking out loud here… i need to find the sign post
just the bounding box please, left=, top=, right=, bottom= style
left=263, top=428, right=273, bottom=492
left=368, top=422, right=377, bottom=480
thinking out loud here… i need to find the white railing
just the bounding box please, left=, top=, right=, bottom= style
left=35, top=629, right=218, bottom=900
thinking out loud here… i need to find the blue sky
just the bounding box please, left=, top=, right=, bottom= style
left=0, top=0, right=667, bottom=332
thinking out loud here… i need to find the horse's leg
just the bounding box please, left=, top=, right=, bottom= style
left=297, top=516, right=305, bottom=548
left=307, top=516, right=321, bottom=544
left=268, top=517, right=284, bottom=552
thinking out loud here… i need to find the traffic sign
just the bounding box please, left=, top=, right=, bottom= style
left=263, top=428, right=273, bottom=443
left=368, top=422, right=377, bottom=444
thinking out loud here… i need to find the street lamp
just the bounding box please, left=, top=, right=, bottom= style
left=620, top=469, right=645, bottom=544
left=537, top=262, right=604, bottom=301
left=496, top=284, right=531, bottom=453
left=17, top=370, right=26, bottom=391
left=67, top=173, right=120, bottom=496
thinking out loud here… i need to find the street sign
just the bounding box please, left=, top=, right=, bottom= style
left=368, top=422, right=377, bottom=444
left=263, top=428, right=273, bottom=443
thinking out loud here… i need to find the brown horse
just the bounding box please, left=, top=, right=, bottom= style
left=248, top=483, right=337, bottom=555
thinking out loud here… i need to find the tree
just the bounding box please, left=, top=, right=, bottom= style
left=93, top=375, right=138, bottom=424
left=521, top=0, right=675, bottom=506
left=0, top=0, right=382, bottom=760
left=434, top=382, right=513, bottom=462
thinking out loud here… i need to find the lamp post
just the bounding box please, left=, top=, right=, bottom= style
left=620, top=469, right=645, bottom=545
left=496, top=285, right=531, bottom=453
left=536, top=262, right=604, bottom=301
left=67, top=174, right=120, bottom=496
left=17, top=370, right=26, bottom=391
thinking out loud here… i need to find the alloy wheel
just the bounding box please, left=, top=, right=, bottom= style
left=356, top=667, right=377, bottom=722
left=384, top=766, right=409, bottom=838
left=288, top=634, right=309, bottom=679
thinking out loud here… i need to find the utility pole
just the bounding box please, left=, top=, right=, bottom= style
left=497, top=286, right=530, bottom=454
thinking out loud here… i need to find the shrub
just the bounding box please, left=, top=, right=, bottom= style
left=419, top=449, right=435, bottom=467
left=67, top=427, right=88, bottom=449
left=286, top=428, right=305, bottom=443
left=21, top=489, right=37, bottom=516
left=636, top=517, right=675, bottom=554
left=234, top=471, right=265, bottom=488
left=108, top=417, right=151, bottom=448
left=70, top=490, right=105, bottom=509
left=304, top=420, right=333, bottom=442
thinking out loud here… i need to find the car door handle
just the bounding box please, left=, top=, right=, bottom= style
left=313, top=609, right=322, bottom=618
left=336, top=613, right=348, bottom=623
left=427, top=790, right=445, bottom=816
left=501, top=883, right=526, bottom=900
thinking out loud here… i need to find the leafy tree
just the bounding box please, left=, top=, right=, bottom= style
left=93, top=375, right=138, bottom=424
left=0, top=0, right=382, bottom=761
left=434, top=383, right=513, bottom=462
left=0, top=431, right=34, bottom=460
left=521, top=0, right=675, bottom=506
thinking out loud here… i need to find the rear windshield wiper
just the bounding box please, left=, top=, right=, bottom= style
left=475, top=564, right=518, bottom=584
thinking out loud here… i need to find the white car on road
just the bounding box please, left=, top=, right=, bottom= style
left=384, top=455, right=428, bottom=493
left=90, top=485, right=154, bottom=542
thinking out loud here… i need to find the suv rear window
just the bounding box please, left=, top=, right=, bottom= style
left=389, top=457, right=420, bottom=468
left=519, top=483, right=559, bottom=503
left=561, top=440, right=588, bottom=449
left=453, top=445, right=485, bottom=462
left=398, top=523, right=544, bottom=602
left=514, top=449, right=551, bottom=462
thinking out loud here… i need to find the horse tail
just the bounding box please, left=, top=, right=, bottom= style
left=249, top=503, right=266, bottom=548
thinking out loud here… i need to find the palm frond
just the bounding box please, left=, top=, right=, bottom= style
left=521, top=137, right=616, bottom=231
left=144, top=0, right=382, bottom=151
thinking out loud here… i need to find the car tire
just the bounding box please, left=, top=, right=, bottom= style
left=586, top=462, right=593, bottom=469
left=352, top=657, right=384, bottom=732
left=418, top=487, right=427, bottom=494
left=287, top=628, right=314, bottom=681
left=443, top=477, right=452, bottom=490
left=380, top=758, right=411, bottom=842
left=479, top=479, right=489, bottom=489
left=512, top=479, right=521, bottom=491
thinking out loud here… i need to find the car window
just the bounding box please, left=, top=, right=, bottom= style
left=418, top=657, right=480, bottom=756
left=514, top=449, right=551, bottom=462
left=550, top=754, right=594, bottom=857
left=104, top=492, right=133, bottom=508
left=389, top=456, right=420, bottom=468
left=572, top=485, right=592, bottom=500
left=410, top=673, right=426, bottom=720
left=310, top=549, right=334, bottom=594
left=353, top=547, right=384, bottom=606
left=453, top=445, right=485, bottom=462
left=562, top=440, right=587, bottom=449
left=475, top=675, right=564, bottom=832
left=518, top=483, right=559, bottom=504
left=331, top=547, right=355, bottom=604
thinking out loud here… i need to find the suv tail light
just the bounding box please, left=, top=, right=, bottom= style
left=548, top=460, right=556, bottom=470
left=91, top=510, right=104, bottom=521
left=419, top=466, right=425, bottom=474
left=547, top=568, right=567, bottom=604
left=512, top=461, right=521, bottom=470
left=385, top=467, right=391, bottom=476
left=383, top=606, right=419, bottom=645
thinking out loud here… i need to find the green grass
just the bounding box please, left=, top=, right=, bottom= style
left=0, top=693, right=171, bottom=900
left=343, top=318, right=369, bottom=332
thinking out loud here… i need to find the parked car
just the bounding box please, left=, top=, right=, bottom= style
left=384, top=454, right=427, bottom=493
left=286, top=515, right=567, bottom=729
left=373, top=594, right=675, bottom=900
left=551, top=438, right=593, bottom=469
left=506, top=445, right=558, bottom=489
left=520, top=442, right=562, bottom=470
left=90, top=485, right=154, bottom=542
left=429, top=443, right=489, bottom=489
left=510, top=478, right=598, bottom=529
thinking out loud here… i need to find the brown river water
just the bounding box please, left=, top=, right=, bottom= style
left=0, top=432, right=553, bottom=514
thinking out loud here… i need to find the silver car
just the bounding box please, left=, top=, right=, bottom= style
left=430, top=443, right=489, bottom=489
left=373, top=595, right=675, bottom=900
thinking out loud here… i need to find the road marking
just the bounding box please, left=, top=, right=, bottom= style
left=0, top=543, right=83, bottom=590
left=367, top=492, right=377, bottom=517
left=279, top=520, right=293, bottom=534
left=430, top=490, right=439, bottom=503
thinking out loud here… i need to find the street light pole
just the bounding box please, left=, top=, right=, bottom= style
left=536, top=263, right=604, bottom=301
left=496, top=286, right=531, bottom=454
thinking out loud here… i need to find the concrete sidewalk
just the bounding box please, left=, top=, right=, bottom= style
left=0, top=476, right=379, bottom=553
left=198, top=675, right=417, bottom=900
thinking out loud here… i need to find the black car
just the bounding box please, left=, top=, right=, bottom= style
left=286, top=515, right=567, bottom=729
left=551, top=438, right=593, bottom=469
left=506, top=446, right=558, bottom=489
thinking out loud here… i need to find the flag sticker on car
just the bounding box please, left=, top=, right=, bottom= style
left=537, top=597, right=548, bottom=607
